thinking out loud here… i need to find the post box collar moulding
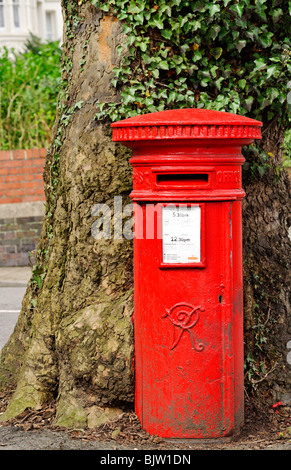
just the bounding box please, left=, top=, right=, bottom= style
left=111, top=108, right=262, bottom=142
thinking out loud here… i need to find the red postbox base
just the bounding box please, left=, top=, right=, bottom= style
left=112, top=109, right=262, bottom=438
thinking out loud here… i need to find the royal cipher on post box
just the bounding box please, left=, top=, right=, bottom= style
left=111, top=109, right=262, bottom=438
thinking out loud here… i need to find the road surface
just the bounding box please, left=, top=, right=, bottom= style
left=0, top=286, right=26, bottom=350
left=0, top=267, right=31, bottom=351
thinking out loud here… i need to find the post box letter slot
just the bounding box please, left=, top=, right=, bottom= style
left=156, top=173, right=209, bottom=187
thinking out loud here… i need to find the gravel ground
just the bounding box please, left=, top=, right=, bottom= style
left=0, top=424, right=290, bottom=451
left=0, top=400, right=290, bottom=451
left=0, top=425, right=142, bottom=451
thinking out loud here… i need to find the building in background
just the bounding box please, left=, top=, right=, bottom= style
left=0, top=0, right=62, bottom=51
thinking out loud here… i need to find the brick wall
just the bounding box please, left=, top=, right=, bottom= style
left=0, top=148, right=46, bottom=204
left=0, top=214, right=44, bottom=267
left=0, top=149, right=46, bottom=267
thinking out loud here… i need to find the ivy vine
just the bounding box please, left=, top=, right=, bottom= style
left=91, top=0, right=290, bottom=178
left=29, top=2, right=85, bottom=299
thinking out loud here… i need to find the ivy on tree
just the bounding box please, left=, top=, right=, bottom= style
left=92, top=0, right=290, bottom=177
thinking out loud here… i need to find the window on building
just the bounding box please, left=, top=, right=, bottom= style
left=45, top=11, right=55, bottom=41
left=0, top=0, right=5, bottom=28
left=12, top=0, right=20, bottom=28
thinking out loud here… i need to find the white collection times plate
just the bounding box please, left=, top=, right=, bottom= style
left=162, top=205, right=201, bottom=264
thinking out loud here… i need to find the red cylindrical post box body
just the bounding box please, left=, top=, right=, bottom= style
left=111, top=109, right=262, bottom=438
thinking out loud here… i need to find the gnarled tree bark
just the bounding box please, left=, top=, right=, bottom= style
left=0, top=4, right=134, bottom=427
left=243, top=121, right=291, bottom=402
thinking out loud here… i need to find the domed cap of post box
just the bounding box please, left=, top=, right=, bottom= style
left=111, top=108, right=262, bottom=142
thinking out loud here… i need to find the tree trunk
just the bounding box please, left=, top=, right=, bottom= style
left=243, top=121, right=291, bottom=402
left=0, top=2, right=290, bottom=428
left=0, top=3, right=135, bottom=427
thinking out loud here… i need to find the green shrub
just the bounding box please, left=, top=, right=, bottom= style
left=0, top=38, right=61, bottom=150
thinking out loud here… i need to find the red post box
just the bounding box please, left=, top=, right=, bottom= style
left=111, top=109, right=262, bottom=438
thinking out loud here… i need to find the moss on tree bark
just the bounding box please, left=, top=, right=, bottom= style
left=0, top=5, right=135, bottom=426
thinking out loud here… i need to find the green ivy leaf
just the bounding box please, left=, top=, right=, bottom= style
left=230, top=3, right=244, bottom=18
left=161, top=29, right=172, bottom=40
left=192, top=50, right=202, bottom=62
left=253, top=58, right=267, bottom=72
left=258, top=165, right=266, bottom=178
left=215, top=76, right=224, bottom=90
left=266, top=87, right=280, bottom=103
left=148, top=14, right=164, bottom=30
left=272, top=8, right=283, bottom=23
left=158, top=60, right=169, bottom=70
left=34, top=276, right=43, bottom=289
left=211, top=25, right=221, bottom=40
left=121, top=92, right=136, bottom=105
left=210, top=65, right=218, bottom=78
left=135, top=12, right=144, bottom=24
left=139, top=41, right=147, bottom=52
left=266, top=65, right=277, bottom=80
left=167, top=90, right=177, bottom=104
left=210, top=47, right=223, bottom=59
left=245, top=96, right=254, bottom=111
left=258, top=32, right=274, bottom=49
left=128, top=1, right=143, bottom=14
left=201, top=78, right=210, bottom=87
left=209, top=3, right=221, bottom=17
left=151, top=69, right=160, bottom=79
left=236, top=40, right=247, bottom=53
left=191, top=20, right=201, bottom=31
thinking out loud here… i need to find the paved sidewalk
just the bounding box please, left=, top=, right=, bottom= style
left=0, top=267, right=31, bottom=287
left=0, top=267, right=31, bottom=350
